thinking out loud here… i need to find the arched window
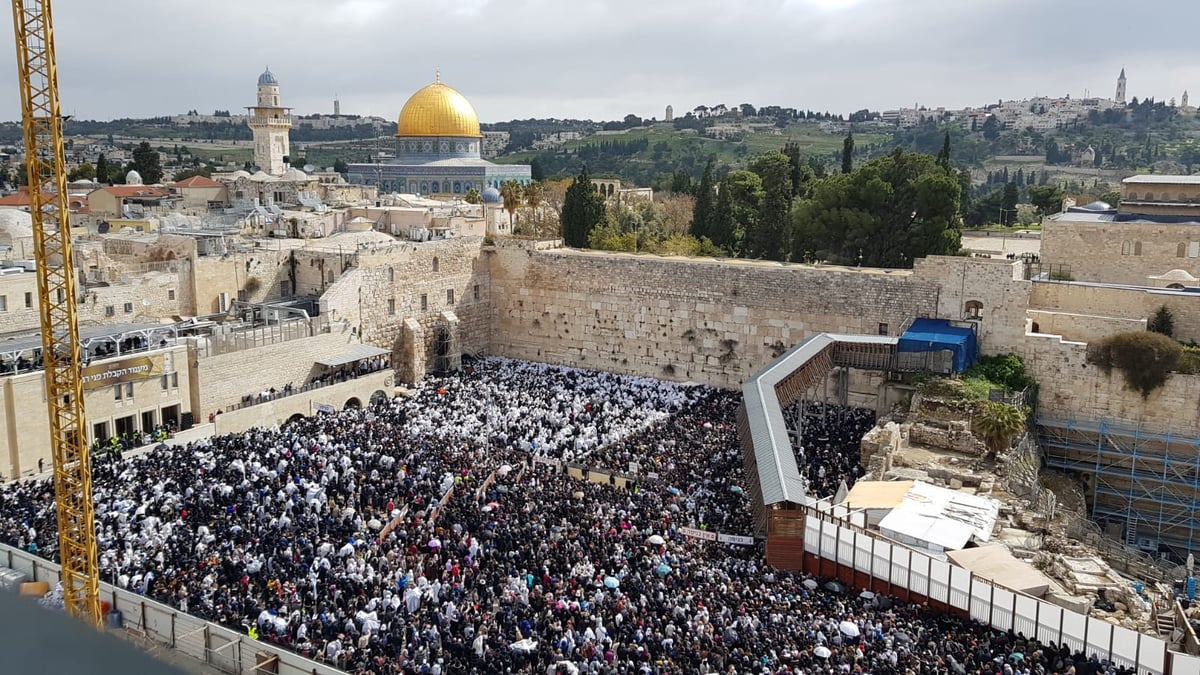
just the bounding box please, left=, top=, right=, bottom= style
left=432, top=257, right=440, bottom=273
left=965, top=300, right=984, bottom=320
left=387, top=267, right=394, bottom=282
left=1133, top=241, right=1142, bottom=256
left=1178, top=242, right=1187, bottom=258
left=1168, top=283, right=1185, bottom=290
left=1121, top=241, right=1132, bottom=256
left=1144, top=192, right=1155, bottom=201
left=1128, top=192, right=1139, bottom=200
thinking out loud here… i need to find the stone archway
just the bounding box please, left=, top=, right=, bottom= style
left=344, top=397, right=362, bottom=409
left=285, top=413, right=305, bottom=426
left=370, top=390, right=389, bottom=407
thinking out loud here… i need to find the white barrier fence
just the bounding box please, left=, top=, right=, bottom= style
left=802, top=509, right=1200, bottom=675
left=1, top=544, right=343, bottom=675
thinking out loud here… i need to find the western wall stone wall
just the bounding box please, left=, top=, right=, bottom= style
left=319, top=237, right=491, bottom=383
left=487, top=247, right=940, bottom=389
left=1021, top=333, right=1200, bottom=436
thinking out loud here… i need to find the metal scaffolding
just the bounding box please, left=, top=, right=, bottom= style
left=1038, top=416, right=1200, bottom=558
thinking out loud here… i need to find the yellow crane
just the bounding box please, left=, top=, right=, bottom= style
left=11, top=0, right=101, bottom=626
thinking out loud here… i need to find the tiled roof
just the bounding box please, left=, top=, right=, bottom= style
left=171, top=175, right=223, bottom=189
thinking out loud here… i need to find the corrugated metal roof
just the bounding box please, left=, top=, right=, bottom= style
left=742, top=333, right=898, bottom=506
left=315, top=343, right=390, bottom=368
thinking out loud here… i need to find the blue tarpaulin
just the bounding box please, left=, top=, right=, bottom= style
left=897, top=318, right=978, bottom=373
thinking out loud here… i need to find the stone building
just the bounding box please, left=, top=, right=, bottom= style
left=346, top=75, right=531, bottom=196
left=1042, top=174, right=1200, bottom=285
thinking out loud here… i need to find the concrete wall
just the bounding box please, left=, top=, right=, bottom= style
left=1026, top=310, right=1146, bottom=344
left=194, top=329, right=359, bottom=416
left=1030, top=282, right=1200, bottom=343
left=488, top=245, right=940, bottom=389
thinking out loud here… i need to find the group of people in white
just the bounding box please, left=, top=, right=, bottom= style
left=0, top=358, right=1131, bottom=674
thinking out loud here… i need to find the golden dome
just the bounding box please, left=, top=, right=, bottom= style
left=396, top=80, right=482, bottom=138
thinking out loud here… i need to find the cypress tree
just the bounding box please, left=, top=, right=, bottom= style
left=936, top=131, right=951, bottom=169
left=841, top=132, right=855, bottom=174
left=690, top=157, right=716, bottom=239
left=561, top=167, right=605, bottom=247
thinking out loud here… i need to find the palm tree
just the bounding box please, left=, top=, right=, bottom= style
left=973, top=402, right=1026, bottom=460
left=464, top=187, right=481, bottom=204
left=499, top=180, right=522, bottom=228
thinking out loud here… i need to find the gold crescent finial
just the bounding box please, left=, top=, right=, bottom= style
left=435, top=67, right=440, bottom=83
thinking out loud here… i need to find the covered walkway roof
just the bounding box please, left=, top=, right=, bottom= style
left=741, top=333, right=897, bottom=508
left=316, top=344, right=390, bottom=368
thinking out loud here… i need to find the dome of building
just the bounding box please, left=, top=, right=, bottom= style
left=1080, top=200, right=1113, bottom=211
left=396, top=79, right=482, bottom=138
left=125, top=169, right=143, bottom=185
left=258, top=69, right=278, bottom=86
left=481, top=187, right=501, bottom=203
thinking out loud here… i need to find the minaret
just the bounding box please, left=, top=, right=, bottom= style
left=1184, top=90, right=1190, bottom=109
left=246, top=68, right=292, bottom=175
left=665, top=105, right=673, bottom=122
left=1116, top=68, right=1127, bottom=105
left=334, top=94, right=341, bottom=117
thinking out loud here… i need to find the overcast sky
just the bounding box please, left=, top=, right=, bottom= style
left=0, top=0, right=1196, bottom=123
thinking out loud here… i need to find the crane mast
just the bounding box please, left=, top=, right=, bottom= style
left=11, top=0, right=101, bottom=625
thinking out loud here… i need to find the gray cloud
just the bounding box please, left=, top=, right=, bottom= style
left=0, top=0, right=1196, bottom=123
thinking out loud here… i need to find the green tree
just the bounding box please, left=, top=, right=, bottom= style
left=746, top=151, right=793, bottom=260
left=936, top=131, right=951, bottom=169
left=782, top=141, right=809, bottom=195
left=68, top=163, right=96, bottom=181
left=172, top=166, right=213, bottom=181
left=1148, top=305, right=1175, bottom=337
left=690, top=156, right=716, bottom=239
left=1001, top=182, right=1019, bottom=225
left=793, top=149, right=961, bottom=266
left=1027, top=185, right=1064, bottom=216
left=464, top=187, right=482, bottom=204
left=500, top=180, right=523, bottom=228
left=981, top=115, right=1001, bottom=141
left=332, top=158, right=348, bottom=175
left=669, top=170, right=693, bottom=195
left=130, top=141, right=163, bottom=184
left=561, top=167, right=606, bottom=247
left=973, top=402, right=1027, bottom=460
left=530, top=157, right=545, bottom=182
left=710, top=178, right=737, bottom=252
left=95, top=153, right=109, bottom=184
left=841, top=132, right=854, bottom=174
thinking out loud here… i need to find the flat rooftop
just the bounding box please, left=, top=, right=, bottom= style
left=1123, top=174, right=1200, bottom=185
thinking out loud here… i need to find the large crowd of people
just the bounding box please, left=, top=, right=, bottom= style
left=0, top=357, right=1134, bottom=674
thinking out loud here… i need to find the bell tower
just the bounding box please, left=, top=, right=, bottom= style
left=1116, top=68, right=1127, bottom=105
left=246, top=68, right=292, bottom=175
